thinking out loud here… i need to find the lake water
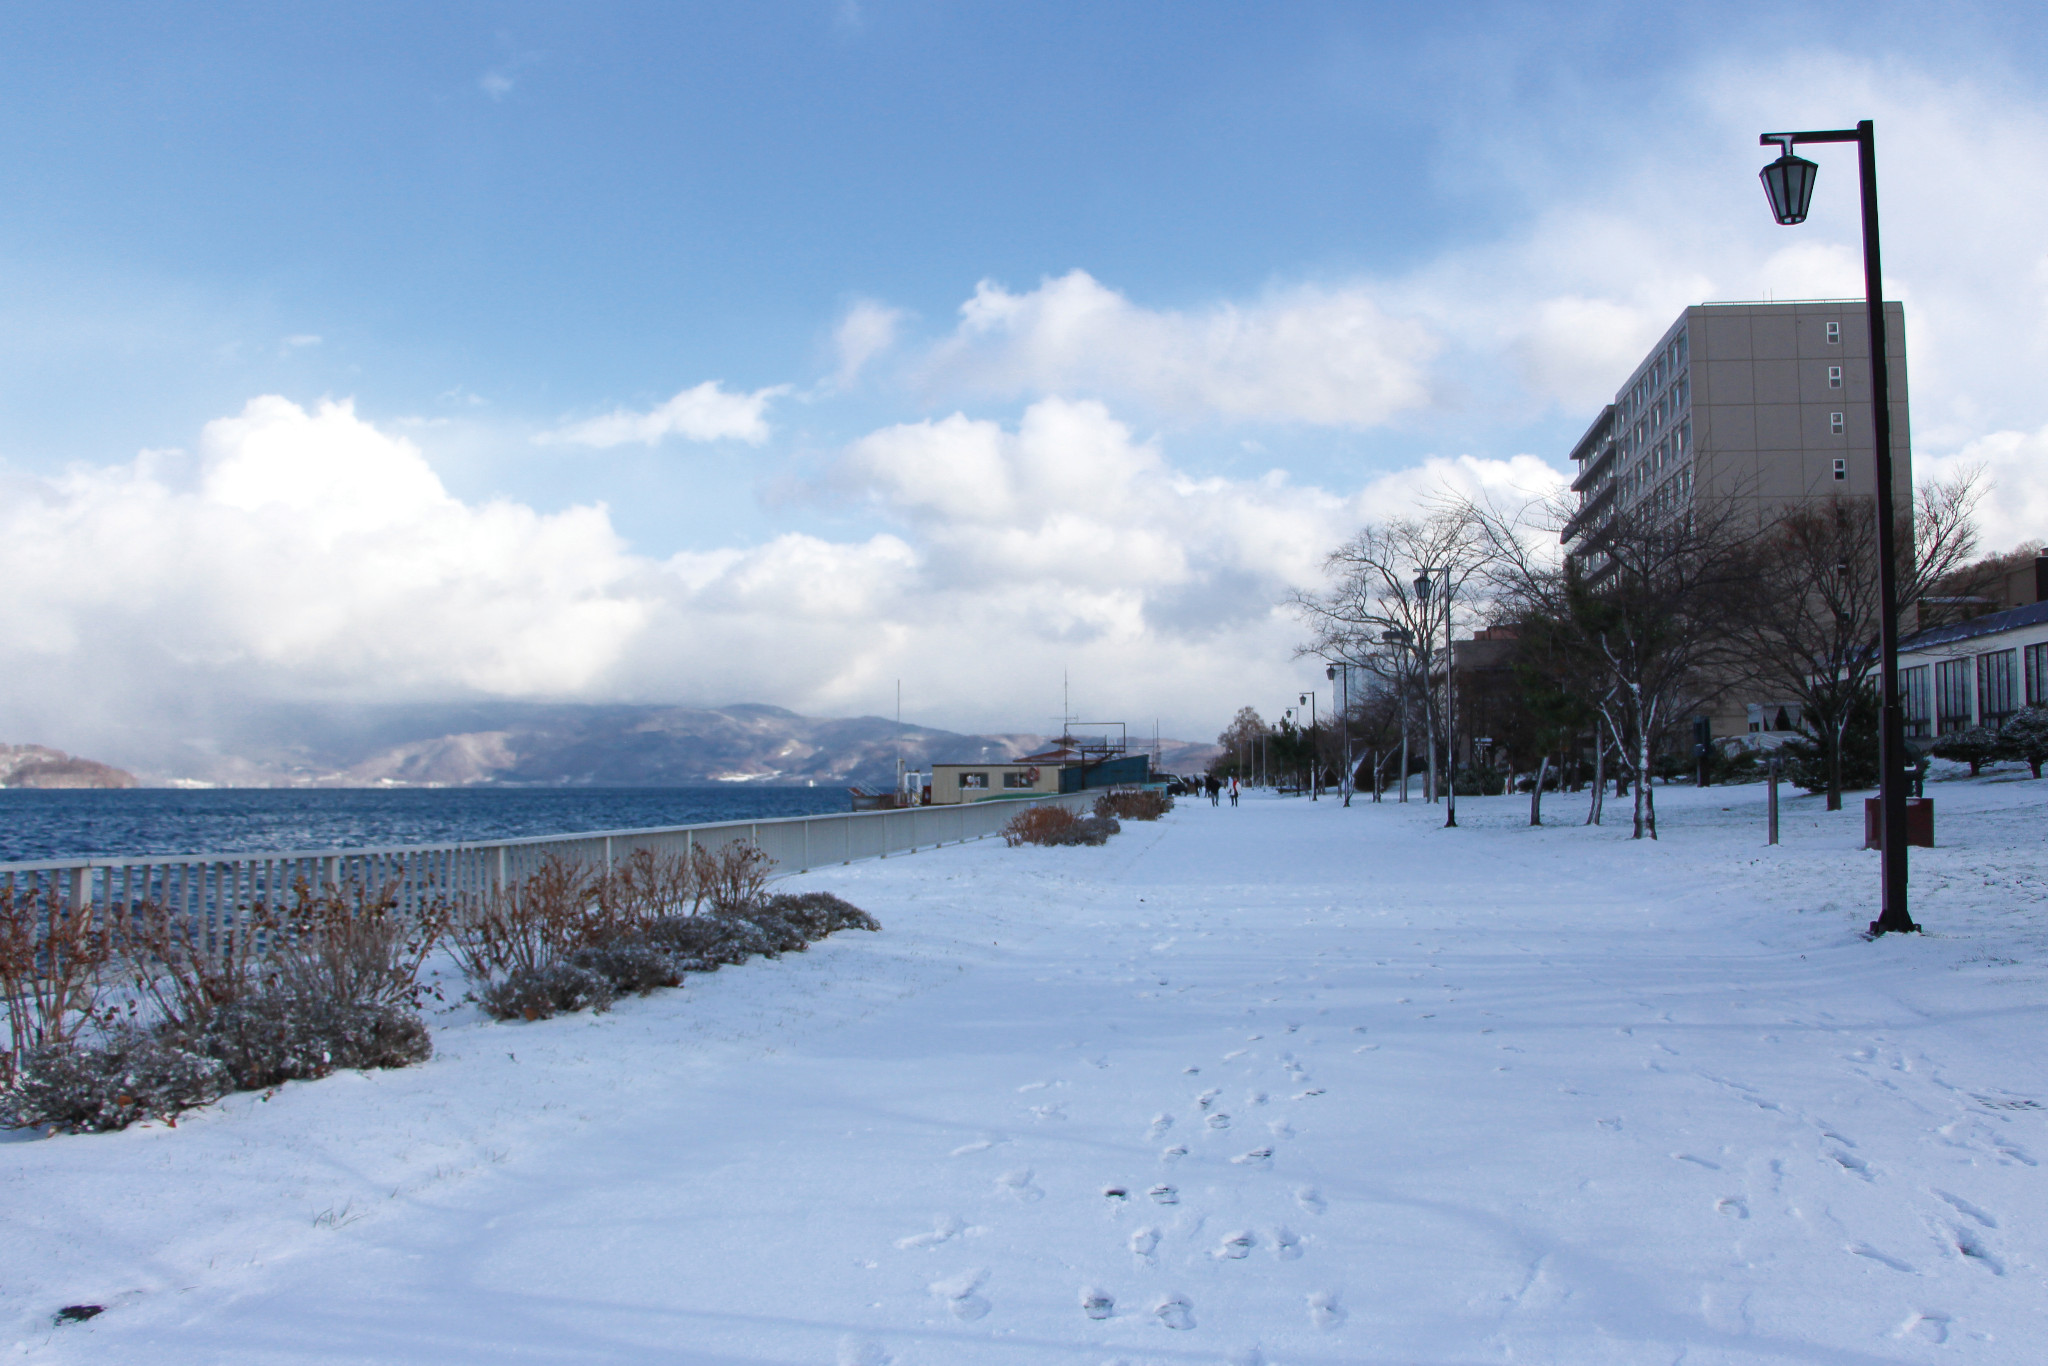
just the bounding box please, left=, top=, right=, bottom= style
left=0, top=786, right=857, bottom=864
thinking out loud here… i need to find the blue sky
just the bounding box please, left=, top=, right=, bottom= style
left=4, top=2, right=2047, bottom=762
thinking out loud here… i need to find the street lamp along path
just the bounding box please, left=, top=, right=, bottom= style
left=1757, top=120, right=1917, bottom=937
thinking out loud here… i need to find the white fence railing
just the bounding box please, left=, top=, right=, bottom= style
left=0, top=791, right=1095, bottom=923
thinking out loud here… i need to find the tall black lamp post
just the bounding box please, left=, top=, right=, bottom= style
left=1757, top=121, right=1916, bottom=937
left=1415, top=566, right=1456, bottom=828
left=1299, top=690, right=1319, bottom=800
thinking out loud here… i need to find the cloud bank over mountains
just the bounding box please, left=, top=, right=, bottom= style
left=0, top=390, right=1559, bottom=767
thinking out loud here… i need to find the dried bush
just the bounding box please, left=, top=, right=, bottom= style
left=640, top=914, right=771, bottom=968
left=120, top=897, right=278, bottom=1035
left=267, top=880, right=447, bottom=1011
left=691, top=840, right=776, bottom=917
left=738, top=908, right=810, bottom=954
left=566, top=938, right=684, bottom=996
left=1094, top=789, right=1173, bottom=822
left=449, top=855, right=600, bottom=984
left=478, top=962, right=616, bottom=1022
left=1002, top=805, right=1081, bottom=847
left=188, top=994, right=432, bottom=1091
left=599, top=848, right=699, bottom=928
left=1040, top=814, right=1120, bottom=847
left=2, top=1030, right=230, bottom=1133
left=1, top=887, right=116, bottom=1085
left=758, top=891, right=881, bottom=938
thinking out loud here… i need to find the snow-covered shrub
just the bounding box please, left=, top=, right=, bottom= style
left=188, top=994, right=431, bottom=1090
left=737, top=907, right=811, bottom=954
left=1039, top=814, right=1120, bottom=847
left=566, top=938, right=683, bottom=996
left=1997, top=707, right=2048, bottom=779
left=1002, top=805, right=1080, bottom=846
left=691, top=840, right=776, bottom=917
left=1930, top=725, right=2002, bottom=777
left=1094, top=790, right=1172, bottom=821
left=642, top=913, right=774, bottom=967
left=478, top=962, right=616, bottom=1022
left=2, top=1030, right=230, bottom=1133
left=758, top=891, right=880, bottom=938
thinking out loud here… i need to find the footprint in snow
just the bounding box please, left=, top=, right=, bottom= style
left=1307, top=1290, right=1345, bottom=1328
left=1934, top=1190, right=1997, bottom=1228
left=1081, top=1287, right=1115, bottom=1320
left=1153, top=1295, right=1196, bottom=1331
left=1949, top=1226, right=2004, bottom=1274
left=1271, top=1226, right=1302, bottom=1259
left=1214, top=1230, right=1254, bottom=1260
left=1848, top=1244, right=1914, bottom=1274
left=1160, top=1145, right=1188, bottom=1163
left=1829, top=1149, right=1873, bottom=1180
left=1231, top=1147, right=1274, bottom=1167
left=1129, top=1227, right=1161, bottom=1262
left=1196, top=1088, right=1221, bottom=1110
left=1247, top=1091, right=1269, bottom=1106
left=1294, top=1187, right=1326, bottom=1214
left=1292, top=1087, right=1325, bottom=1099
left=1267, top=1119, right=1294, bottom=1139
left=928, top=1268, right=991, bottom=1320
left=1147, top=1113, right=1174, bottom=1138
left=1673, top=1153, right=1722, bottom=1170
left=1029, top=1103, right=1067, bottom=1122
left=1895, top=1312, right=1950, bottom=1344
left=836, top=1336, right=890, bottom=1366
left=1149, top=1184, right=1179, bottom=1205
left=1716, top=1197, right=1749, bottom=1219
left=894, top=1215, right=964, bottom=1250
left=997, top=1169, right=1044, bottom=1202
left=949, top=1139, right=993, bottom=1157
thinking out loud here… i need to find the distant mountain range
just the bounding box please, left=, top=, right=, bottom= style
left=24, top=703, right=1220, bottom=789
left=0, top=743, right=138, bottom=789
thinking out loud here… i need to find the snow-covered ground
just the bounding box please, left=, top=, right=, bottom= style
left=6, top=772, right=2046, bottom=1364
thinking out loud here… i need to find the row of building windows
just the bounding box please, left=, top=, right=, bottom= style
left=1904, top=643, right=2048, bottom=736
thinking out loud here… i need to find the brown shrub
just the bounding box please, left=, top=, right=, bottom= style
left=597, top=848, right=698, bottom=932
left=119, top=897, right=276, bottom=1036
left=0, top=886, right=116, bottom=1086
left=266, top=880, right=447, bottom=1011
left=690, top=840, right=775, bottom=917
left=448, top=854, right=600, bottom=984
left=1002, top=805, right=1081, bottom=847
left=1094, top=789, right=1173, bottom=821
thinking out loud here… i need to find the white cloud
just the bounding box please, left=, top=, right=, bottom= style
left=536, top=381, right=789, bottom=448
left=1918, top=424, right=2048, bottom=556
left=829, top=299, right=904, bottom=391
left=0, top=395, right=1547, bottom=760
left=920, top=270, right=1439, bottom=427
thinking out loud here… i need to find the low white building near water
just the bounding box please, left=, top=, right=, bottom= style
left=1897, top=600, right=2048, bottom=737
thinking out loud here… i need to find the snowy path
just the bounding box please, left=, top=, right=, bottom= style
left=6, top=779, right=2047, bottom=1363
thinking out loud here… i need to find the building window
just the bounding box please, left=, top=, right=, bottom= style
left=1002, top=770, right=1034, bottom=788
left=1934, top=658, right=1973, bottom=734
left=958, top=772, right=988, bottom=789
left=1833, top=458, right=1847, bottom=481
left=1828, top=365, right=1843, bottom=388
left=1830, top=412, right=1845, bottom=434
left=1826, top=321, right=1840, bottom=343
left=1903, top=665, right=1932, bottom=738
left=2028, top=642, right=2048, bottom=707
left=1978, top=649, right=2019, bottom=726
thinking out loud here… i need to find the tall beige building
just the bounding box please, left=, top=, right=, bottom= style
left=1563, top=300, right=1910, bottom=564
left=1560, top=299, right=1911, bottom=736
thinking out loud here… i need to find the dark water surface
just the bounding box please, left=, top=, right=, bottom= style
left=0, top=787, right=856, bottom=864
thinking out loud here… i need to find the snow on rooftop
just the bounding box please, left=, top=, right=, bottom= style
left=5, top=771, right=2046, bottom=1361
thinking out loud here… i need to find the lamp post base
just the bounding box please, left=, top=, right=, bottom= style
left=1867, top=917, right=1921, bottom=938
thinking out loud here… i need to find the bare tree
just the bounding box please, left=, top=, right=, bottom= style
left=1729, top=474, right=1982, bottom=809
left=1293, top=509, right=1488, bottom=806
left=1473, top=495, right=1755, bottom=839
